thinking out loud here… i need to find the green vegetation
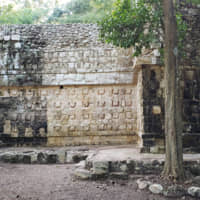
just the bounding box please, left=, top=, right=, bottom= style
left=0, top=0, right=48, bottom=24
left=0, top=0, right=115, bottom=24
left=98, top=0, right=187, bottom=58
left=0, top=6, right=46, bottom=24
left=47, top=0, right=115, bottom=23
left=0, top=0, right=198, bottom=25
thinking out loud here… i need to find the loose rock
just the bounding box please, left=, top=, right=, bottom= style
left=30, top=152, right=38, bottom=164
left=188, top=186, right=200, bottom=198
left=66, top=151, right=88, bottom=163
left=56, top=150, right=66, bottom=164
left=120, top=164, right=128, bottom=172
left=74, top=169, right=92, bottom=180
left=37, top=152, right=48, bottom=164
left=163, top=185, right=186, bottom=198
left=91, top=161, right=109, bottom=179
left=193, top=176, right=200, bottom=186
left=0, top=152, right=18, bottom=163
left=92, top=161, right=109, bottom=174
left=75, top=160, right=86, bottom=169
left=72, top=154, right=88, bottom=163
left=149, top=184, right=163, bottom=194
left=136, top=179, right=151, bottom=190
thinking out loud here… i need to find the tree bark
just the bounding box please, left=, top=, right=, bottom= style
left=162, top=0, right=185, bottom=181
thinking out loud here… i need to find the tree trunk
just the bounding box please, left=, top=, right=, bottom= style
left=162, top=0, right=185, bottom=181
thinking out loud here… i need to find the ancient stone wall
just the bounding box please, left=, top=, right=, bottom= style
left=0, top=1, right=199, bottom=148
left=47, top=85, right=140, bottom=146
left=179, top=0, right=200, bottom=66
left=142, top=65, right=200, bottom=153
left=141, top=2, right=200, bottom=152
left=0, top=24, right=134, bottom=86
left=0, top=24, right=142, bottom=146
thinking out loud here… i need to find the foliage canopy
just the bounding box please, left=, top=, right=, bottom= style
left=98, top=0, right=187, bottom=58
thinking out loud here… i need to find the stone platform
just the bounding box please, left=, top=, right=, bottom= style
left=1, top=145, right=200, bottom=180
left=1, top=145, right=200, bottom=164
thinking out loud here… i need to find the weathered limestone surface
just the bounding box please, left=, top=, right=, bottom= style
left=0, top=24, right=143, bottom=146
left=0, top=24, right=135, bottom=86
left=47, top=85, right=140, bottom=146
left=0, top=84, right=141, bottom=146
left=0, top=1, right=199, bottom=147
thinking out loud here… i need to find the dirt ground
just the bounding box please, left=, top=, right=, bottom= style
left=0, top=163, right=194, bottom=200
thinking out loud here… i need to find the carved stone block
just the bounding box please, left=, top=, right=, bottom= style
left=25, top=127, right=33, bottom=137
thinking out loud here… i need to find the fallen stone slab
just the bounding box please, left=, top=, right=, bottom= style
left=74, top=168, right=92, bottom=180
